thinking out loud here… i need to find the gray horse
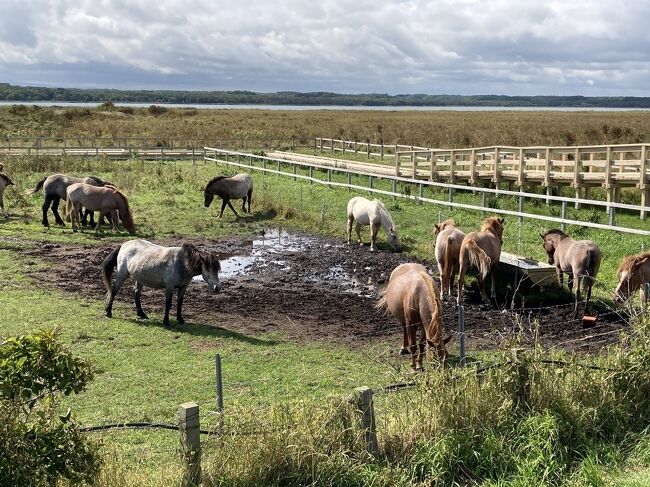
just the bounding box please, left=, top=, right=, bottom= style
left=102, top=239, right=222, bottom=327
left=32, top=173, right=109, bottom=227
left=204, top=173, right=253, bottom=218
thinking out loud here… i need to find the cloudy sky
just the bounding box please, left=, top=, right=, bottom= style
left=1, top=0, right=649, bottom=95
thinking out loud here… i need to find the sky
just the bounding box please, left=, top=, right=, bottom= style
left=0, top=0, right=649, bottom=96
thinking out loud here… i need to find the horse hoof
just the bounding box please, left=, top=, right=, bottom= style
left=177, top=319, right=185, bottom=325
left=106, top=312, right=112, bottom=318
left=137, top=313, right=148, bottom=320
left=399, top=347, right=410, bottom=356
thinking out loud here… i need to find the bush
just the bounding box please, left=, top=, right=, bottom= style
left=0, top=329, right=100, bottom=486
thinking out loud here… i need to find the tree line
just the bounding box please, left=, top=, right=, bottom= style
left=2, top=83, right=650, bottom=107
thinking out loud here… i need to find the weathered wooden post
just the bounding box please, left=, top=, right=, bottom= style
left=355, top=387, right=378, bottom=456
left=215, top=355, right=224, bottom=414
left=640, top=145, right=648, bottom=220
left=347, top=172, right=352, bottom=191
left=560, top=201, right=567, bottom=231
left=179, top=402, right=201, bottom=487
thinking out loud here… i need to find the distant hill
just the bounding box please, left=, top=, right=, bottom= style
left=1, top=83, right=650, bottom=108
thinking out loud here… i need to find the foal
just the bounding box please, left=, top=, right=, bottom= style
left=434, top=219, right=465, bottom=298
left=613, top=251, right=650, bottom=306
left=540, top=229, right=601, bottom=316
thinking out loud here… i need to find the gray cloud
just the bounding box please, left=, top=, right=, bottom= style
left=1, top=0, right=649, bottom=95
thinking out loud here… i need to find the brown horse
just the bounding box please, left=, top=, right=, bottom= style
left=0, top=163, right=14, bottom=217
left=434, top=219, right=465, bottom=298
left=377, top=263, right=448, bottom=371
left=613, top=251, right=650, bottom=306
left=540, top=229, right=600, bottom=316
left=65, top=183, right=135, bottom=234
left=457, top=217, right=504, bottom=305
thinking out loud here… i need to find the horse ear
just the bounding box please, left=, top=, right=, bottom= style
left=434, top=224, right=440, bottom=233
left=443, top=334, right=452, bottom=344
left=498, top=217, right=505, bottom=224
left=539, top=233, right=545, bottom=240
left=634, top=257, right=649, bottom=270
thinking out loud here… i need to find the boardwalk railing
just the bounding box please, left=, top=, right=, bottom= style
left=315, top=137, right=429, bottom=160
left=204, top=147, right=650, bottom=235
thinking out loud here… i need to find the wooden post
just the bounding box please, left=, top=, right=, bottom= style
left=411, top=153, right=417, bottom=179
left=418, top=184, right=423, bottom=204
left=368, top=176, right=373, bottom=195
left=574, top=148, right=582, bottom=209
left=493, top=147, right=501, bottom=184
left=366, top=142, right=370, bottom=159
left=469, top=149, right=477, bottom=184
left=395, top=152, right=401, bottom=177
left=430, top=150, right=437, bottom=181
left=392, top=179, right=397, bottom=201
left=347, top=172, right=352, bottom=191
left=449, top=150, right=456, bottom=183
left=448, top=187, right=453, bottom=209
left=511, top=349, right=530, bottom=409
left=560, top=201, right=567, bottom=231
left=517, top=148, right=525, bottom=187
left=356, top=387, right=378, bottom=456
left=380, top=142, right=384, bottom=161
left=640, top=145, right=648, bottom=220
left=215, top=355, right=224, bottom=414
left=354, top=141, right=358, bottom=155
left=544, top=148, right=551, bottom=194
left=309, top=166, right=313, bottom=184
left=179, top=402, right=201, bottom=487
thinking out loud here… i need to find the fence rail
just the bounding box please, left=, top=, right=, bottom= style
left=204, top=147, right=650, bottom=235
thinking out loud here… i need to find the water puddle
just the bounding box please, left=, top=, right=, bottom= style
left=308, top=264, right=387, bottom=298
left=194, top=228, right=307, bottom=281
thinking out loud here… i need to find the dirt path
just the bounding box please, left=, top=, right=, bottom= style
left=15, top=228, right=627, bottom=352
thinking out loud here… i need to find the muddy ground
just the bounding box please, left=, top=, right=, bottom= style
left=14, top=229, right=628, bottom=353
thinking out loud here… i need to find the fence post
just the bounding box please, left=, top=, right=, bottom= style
left=179, top=402, right=201, bottom=487
left=459, top=305, right=466, bottom=367
left=355, top=386, right=378, bottom=456
left=309, top=166, right=313, bottom=184
left=215, top=354, right=224, bottom=414
left=560, top=201, right=567, bottom=231
left=347, top=172, right=352, bottom=191
left=380, top=142, right=384, bottom=161
left=510, top=349, right=530, bottom=409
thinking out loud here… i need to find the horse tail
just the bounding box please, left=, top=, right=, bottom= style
left=102, top=245, right=122, bottom=294
left=442, top=235, right=454, bottom=288
left=420, top=271, right=446, bottom=361
left=32, top=177, right=46, bottom=194
left=64, top=192, right=74, bottom=221
left=247, top=183, right=253, bottom=207
left=465, top=238, right=492, bottom=279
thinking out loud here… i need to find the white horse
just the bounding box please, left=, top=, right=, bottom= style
left=347, top=196, right=401, bottom=252
left=102, top=239, right=222, bottom=327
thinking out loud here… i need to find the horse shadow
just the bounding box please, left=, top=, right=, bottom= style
left=232, top=209, right=278, bottom=223
left=126, top=317, right=279, bottom=346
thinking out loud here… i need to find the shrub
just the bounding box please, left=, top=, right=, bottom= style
left=0, top=329, right=99, bottom=486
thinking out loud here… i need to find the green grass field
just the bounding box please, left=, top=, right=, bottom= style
left=2, top=140, right=650, bottom=484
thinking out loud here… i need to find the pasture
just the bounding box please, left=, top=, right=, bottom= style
left=2, top=108, right=650, bottom=485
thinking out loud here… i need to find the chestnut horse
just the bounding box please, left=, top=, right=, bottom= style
left=457, top=217, right=504, bottom=305
left=377, top=263, right=448, bottom=371
left=540, top=229, right=601, bottom=317
left=613, top=251, right=650, bottom=305
left=434, top=219, right=465, bottom=298
left=65, top=183, right=135, bottom=234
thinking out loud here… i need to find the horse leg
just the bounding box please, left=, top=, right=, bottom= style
left=218, top=200, right=227, bottom=218
left=584, top=277, right=593, bottom=315
left=134, top=282, right=148, bottom=319
left=477, top=275, right=488, bottom=303
left=418, top=338, right=426, bottom=371
left=355, top=224, right=363, bottom=246
left=110, top=210, right=119, bottom=231
left=247, top=188, right=252, bottom=213
left=80, top=207, right=87, bottom=226
left=42, top=195, right=52, bottom=226
left=176, top=286, right=187, bottom=325
left=106, top=268, right=128, bottom=318
left=51, top=196, right=65, bottom=225
left=241, top=198, right=247, bottom=213
left=369, top=223, right=380, bottom=252
left=400, top=325, right=409, bottom=355
left=406, top=322, right=418, bottom=372
left=71, top=203, right=81, bottom=232
left=490, top=265, right=498, bottom=301
left=346, top=216, right=354, bottom=245
left=226, top=200, right=239, bottom=217
left=162, top=287, right=174, bottom=327
left=573, top=273, right=582, bottom=317
left=556, top=267, right=564, bottom=288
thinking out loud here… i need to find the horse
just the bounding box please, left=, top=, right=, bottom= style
left=457, top=216, right=504, bottom=305
left=102, top=240, right=222, bottom=327
left=540, top=229, right=601, bottom=317
left=614, top=251, right=650, bottom=306
left=204, top=174, right=253, bottom=218
left=65, top=183, right=135, bottom=235
left=0, top=164, right=14, bottom=217
left=347, top=196, right=401, bottom=252
left=32, top=174, right=109, bottom=227
left=377, top=263, right=448, bottom=371
left=434, top=219, right=465, bottom=298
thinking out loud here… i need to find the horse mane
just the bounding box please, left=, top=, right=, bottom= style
left=542, top=229, right=568, bottom=239
left=374, top=200, right=396, bottom=231
left=87, top=176, right=106, bottom=186
left=181, top=244, right=221, bottom=273
left=205, top=176, right=228, bottom=190
left=435, top=219, right=456, bottom=233
left=0, top=172, right=14, bottom=185
left=620, top=250, right=650, bottom=275
left=112, top=189, right=132, bottom=221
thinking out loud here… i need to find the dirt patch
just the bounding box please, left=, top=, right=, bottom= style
left=15, top=230, right=628, bottom=353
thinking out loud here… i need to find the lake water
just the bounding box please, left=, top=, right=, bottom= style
left=0, top=101, right=648, bottom=112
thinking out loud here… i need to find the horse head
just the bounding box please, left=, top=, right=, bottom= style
left=387, top=228, right=402, bottom=252
left=540, top=229, right=567, bottom=265
left=434, top=219, right=456, bottom=235
left=200, top=252, right=222, bottom=293
left=614, top=254, right=649, bottom=304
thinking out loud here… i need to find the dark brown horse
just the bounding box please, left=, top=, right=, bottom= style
left=541, top=229, right=601, bottom=316
left=377, top=263, right=448, bottom=371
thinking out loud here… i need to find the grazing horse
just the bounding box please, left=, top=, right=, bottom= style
left=204, top=173, right=253, bottom=218
left=614, top=251, right=650, bottom=306
left=102, top=240, right=222, bottom=327
left=32, top=174, right=108, bottom=227
left=347, top=196, right=401, bottom=252
left=540, top=229, right=601, bottom=316
left=457, top=217, right=504, bottom=305
left=434, top=219, right=465, bottom=298
left=377, top=263, right=448, bottom=371
left=65, top=183, right=135, bottom=234
left=0, top=164, right=15, bottom=217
